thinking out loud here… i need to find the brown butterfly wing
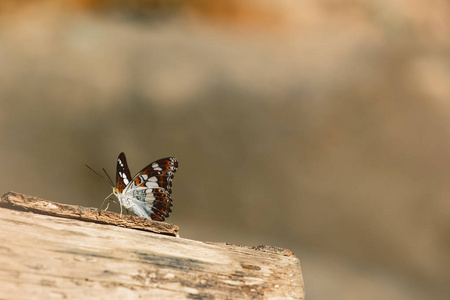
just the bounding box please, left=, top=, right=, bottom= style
left=116, top=152, right=132, bottom=193
left=135, top=157, right=178, bottom=194
left=126, top=157, right=178, bottom=221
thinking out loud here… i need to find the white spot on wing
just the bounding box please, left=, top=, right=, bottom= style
left=146, top=181, right=158, bottom=188
left=152, top=163, right=159, bottom=168
left=142, top=174, right=148, bottom=180
left=149, top=176, right=157, bottom=182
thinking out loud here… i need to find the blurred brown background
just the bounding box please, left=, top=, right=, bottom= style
left=1, top=0, right=449, bottom=299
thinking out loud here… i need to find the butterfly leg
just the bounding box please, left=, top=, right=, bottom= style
left=104, top=199, right=111, bottom=211
left=119, top=203, right=123, bottom=218
left=98, top=192, right=113, bottom=214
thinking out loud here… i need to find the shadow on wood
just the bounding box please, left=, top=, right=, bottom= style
left=0, top=192, right=304, bottom=299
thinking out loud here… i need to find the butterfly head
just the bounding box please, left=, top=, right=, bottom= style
left=113, top=186, right=120, bottom=196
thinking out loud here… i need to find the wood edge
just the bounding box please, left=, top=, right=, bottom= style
left=203, top=242, right=298, bottom=258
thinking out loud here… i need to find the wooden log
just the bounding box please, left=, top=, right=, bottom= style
left=0, top=192, right=304, bottom=299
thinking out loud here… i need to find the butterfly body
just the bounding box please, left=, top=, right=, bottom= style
left=111, top=152, right=178, bottom=221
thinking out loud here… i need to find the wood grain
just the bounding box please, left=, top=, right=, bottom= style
left=0, top=192, right=304, bottom=299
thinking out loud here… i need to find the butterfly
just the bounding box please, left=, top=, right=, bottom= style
left=98, top=152, right=178, bottom=221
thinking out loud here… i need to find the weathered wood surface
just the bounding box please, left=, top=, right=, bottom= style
left=0, top=191, right=179, bottom=237
left=0, top=193, right=304, bottom=299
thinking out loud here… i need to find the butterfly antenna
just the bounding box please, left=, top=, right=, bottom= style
left=85, top=164, right=114, bottom=187
left=102, top=167, right=115, bottom=187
